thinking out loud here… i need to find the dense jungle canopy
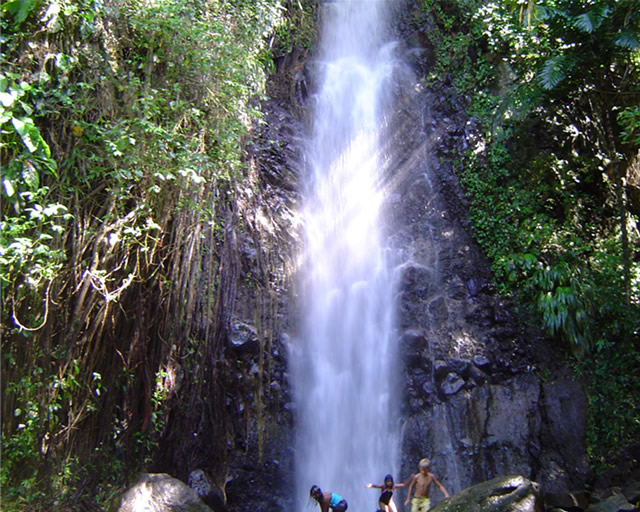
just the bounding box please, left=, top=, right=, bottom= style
left=1, top=0, right=638, bottom=510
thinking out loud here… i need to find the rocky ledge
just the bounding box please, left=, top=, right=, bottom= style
left=116, top=472, right=640, bottom=512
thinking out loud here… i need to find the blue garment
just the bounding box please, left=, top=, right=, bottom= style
left=329, top=493, right=343, bottom=507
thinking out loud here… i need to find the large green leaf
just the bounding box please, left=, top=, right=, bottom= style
left=1, top=0, right=40, bottom=27
left=538, top=55, right=576, bottom=90
left=615, top=29, right=640, bottom=49
left=573, top=6, right=610, bottom=33
left=11, top=117, right=38, bottom=153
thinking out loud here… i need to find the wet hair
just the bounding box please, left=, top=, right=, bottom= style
left=419, top=458, right=431, bottom=469
left=384, top=474, right=394, bottom=488
left=310, top=485, right=323, bottom=503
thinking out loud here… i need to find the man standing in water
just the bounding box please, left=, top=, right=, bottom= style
left=404, top=458, right=450, bottom=512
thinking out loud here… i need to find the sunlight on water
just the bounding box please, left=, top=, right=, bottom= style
left=291, top=1, right=401, bottom=509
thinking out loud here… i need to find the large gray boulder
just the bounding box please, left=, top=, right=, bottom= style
left=586, top=494, right=636, bottom=512
left=429, top=475, right=543, bottom=512
left=118, top=473, right=213, bottom=512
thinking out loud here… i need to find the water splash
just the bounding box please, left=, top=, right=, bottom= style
left=292, top=1, right=401, bottom=509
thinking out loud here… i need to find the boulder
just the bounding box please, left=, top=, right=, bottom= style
left=188, top=469, right=227, bottom=512
left=585, top=494, right=635, bottom=512
left=623, top=481, right=640, bottom=504
left=545, top=490, right=590, bottom=510
left=118, top=473, right=213, bottom=512
left=428, top=475, right=543, bottom=512
left=440, top=372, right=465, bottom=395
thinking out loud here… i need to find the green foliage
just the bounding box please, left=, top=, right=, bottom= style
left=535, top=1, right=640, bottom=91
left=1, top=0, right=287, bottom=508
left=0, top=63, right=73, bottom=333
left=436, top=0, right=640, bottom=469
left=537, top=55, right=577, bottom=91
left=1, top=0, right=39, bottom=27
left=581, top=338, right=640, bottom=471
left=618, top=106, right=640, bottom=147
left=419, top=0, right=493, bottom=96
left=272, top=0, right=316, bottom=55
left=465, top=0, right=639, bottom=343
left=1, top=367, right=46, bottom=504
left=510, top=255, right=596, bottom=357
left=0, top=358, right=88, bottom=508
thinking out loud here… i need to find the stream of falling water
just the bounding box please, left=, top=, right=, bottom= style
left=292, top=1, right=401, bottom=509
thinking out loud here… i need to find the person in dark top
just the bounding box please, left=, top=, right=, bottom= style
left=310, top=484, right=348, bottom=512
left=366, top=474, right=405, bottom=512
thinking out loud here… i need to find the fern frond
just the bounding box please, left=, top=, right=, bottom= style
left=538, top=55, right=576, bottom=90
left=536, top=5, right=551, bottom=21
left=573, top=6, right=611, bottom=33
left=615, top=29, right=640, bottom=49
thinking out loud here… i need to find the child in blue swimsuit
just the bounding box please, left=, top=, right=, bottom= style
left=310, top=484, right=348, bottom=512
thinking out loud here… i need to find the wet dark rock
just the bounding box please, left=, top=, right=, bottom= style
left=410, top=398, right=424, bottom=411
left=398, top=263, right=434, bottom=299
left=624, top=481, right=640, bottom=503
left=540, top=376, right=590, bottom=490
left=445, top=357, right=470, bottom=376
left=401, top=329, right=429, bottom=368
left=188, top=470, right=227, bottom=512
left=441, top=372, right=465, bottom=395
left=433, top=359, right=450, bottom=381
left=468, top=364, right=488, bottom=385
left=544, top=490, right=590, bottom=511
left=422, top=380, right=438, bottom=397
left=586, top=494, right=635, bottom=512
left=473, top=354, right=491, bottom=369
left=227, top=323, right=259, bottom=355
left=448, top=276, right=468, bottom=300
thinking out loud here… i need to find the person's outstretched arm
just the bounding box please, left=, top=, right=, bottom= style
left=404, top=475, right=416, bottom=506
left=433, top=476, right=450, bottom=498
left=320, top=495, right=330, bottom=512
left=366, top=483, right=383, bottom=489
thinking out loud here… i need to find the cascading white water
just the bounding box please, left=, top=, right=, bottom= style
left=292, top=1, right=401, bottom=509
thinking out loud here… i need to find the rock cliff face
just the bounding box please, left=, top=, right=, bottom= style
left=219, top=51, right=306, bottom=512
left=219, top=2, right=589, bottom=510
left=384, top=18, right=589, bottom=499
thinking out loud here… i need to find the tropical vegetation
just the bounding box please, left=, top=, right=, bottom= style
left=415, top=0, right=639, bottom=470
left=1, top=0, right=638, bottom=509
left=1, top=0, right=313, bottom=508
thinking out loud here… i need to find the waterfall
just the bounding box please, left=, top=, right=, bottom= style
left=292, top=1, right=401, bottom=509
